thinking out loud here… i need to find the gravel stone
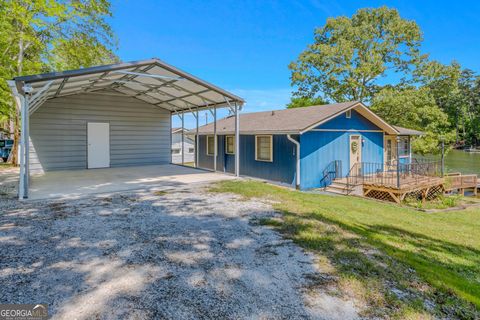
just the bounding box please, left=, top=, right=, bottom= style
left=0, top=181, right=358, bottom=319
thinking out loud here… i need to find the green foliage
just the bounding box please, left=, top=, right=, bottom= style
left=289, top=6, right=424, bottom=103
left=371, top=86, right=454, bottom=154
left=286, top=96, right=327, bottom=109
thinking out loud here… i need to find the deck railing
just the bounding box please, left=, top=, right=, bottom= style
left=346, top=158, right=442, bottom=192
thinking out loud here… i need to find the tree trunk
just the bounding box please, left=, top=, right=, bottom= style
left=10, top=34, right=25, bottom=166
left=9, top=107, right=20, bottom=165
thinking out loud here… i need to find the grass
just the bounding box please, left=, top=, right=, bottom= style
left=210, top=180, right=480, bottom=319
left=0, top=162, right=14, bottom=169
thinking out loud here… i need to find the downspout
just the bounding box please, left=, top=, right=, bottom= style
left=287, top=134, right=300, bottom=189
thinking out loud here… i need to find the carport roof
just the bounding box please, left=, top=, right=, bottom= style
left=12, top=58, right=244, bottom=112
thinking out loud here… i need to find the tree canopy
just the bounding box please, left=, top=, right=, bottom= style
left=0, top=0, right=118, bottom=164
left=289, top=6, right=424, bottom=103
left=286, top=96, right=327, bottom=109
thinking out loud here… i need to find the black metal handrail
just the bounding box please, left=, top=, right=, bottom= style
left=320, top=160, right=342, bottom=187
left=346, top=158, right=442, bottom=193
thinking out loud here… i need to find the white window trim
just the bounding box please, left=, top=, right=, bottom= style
left=346, top=110, right=351, bottom=118
left=225, top=135, right=235, bottom=154
left=206, top=135, right=215, bottom=156
left=172, top=148, right=182, bottom=155
left=255, top=135, right=273, bottom=162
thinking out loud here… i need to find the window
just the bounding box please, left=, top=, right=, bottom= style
left=399, top=137, right=409, bottom=157
left=255, top=135, right=273, bottom=162
left=172, top=148, right=181, bottom=155
left=225, top=136, right=235, bottom=154
left=188, top=148, right=194, bottom=154
left=206, top=136, right=215, bottom=156
left=346, top=110, right=352, bottom=118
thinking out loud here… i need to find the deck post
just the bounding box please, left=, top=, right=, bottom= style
left=396, top=136, right=401, bottom=189
left=440, top=138, right=445, bottom=177
left=234, top=102, right=240, bottom=177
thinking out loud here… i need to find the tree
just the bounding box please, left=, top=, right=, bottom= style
left=415, top=61, right=480, bottom=146
left=289, top=6, right=425, bottom=103
left=371, top=86, right=454, bottom=154
left=0, top=0, right=118, bottom=164
left=286, top=96, right=327, bottom=109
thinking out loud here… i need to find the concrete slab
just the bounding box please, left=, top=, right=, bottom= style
left=29, top=164, right=235, bottom=200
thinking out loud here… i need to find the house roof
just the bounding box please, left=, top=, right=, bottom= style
left=196, top=101, right=400, bottom=135
left=172, top=127, right=190, bottom=134
left=393, top=126, right=424, bottom=136
left=10, top=58, right=244, bottom=114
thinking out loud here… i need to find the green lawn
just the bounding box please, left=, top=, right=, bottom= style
left=210, top=180, right=480, bottom=319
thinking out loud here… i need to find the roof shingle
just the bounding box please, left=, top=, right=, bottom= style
left=197, top=101, right=360, bottom=134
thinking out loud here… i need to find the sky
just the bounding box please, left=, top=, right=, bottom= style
left=109, top=0, right=480, bottom=128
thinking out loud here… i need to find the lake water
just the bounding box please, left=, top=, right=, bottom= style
left=415, top=149, right=480, bottom=175
left=444, top=149, right=480, bottom=175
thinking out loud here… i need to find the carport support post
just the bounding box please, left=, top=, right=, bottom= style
left=213, top=106, right=217, bottom=172
left=25, top=93, right=29, bottom=198
left=18, top=92, right=29, bottom=199
left=195, top=107, right=199, bottom=168
left=234, top=102, right=240, bottom=177
left=181, top=110, right=184, bottom=165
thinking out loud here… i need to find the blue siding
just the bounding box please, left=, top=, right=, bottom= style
left=197, top=134, right=296, bottom=185
left=318, top=109, right=380, bottom=131
left=300, top=110, right=384, bottom=189
left=300, top=131, right=384, bottom=189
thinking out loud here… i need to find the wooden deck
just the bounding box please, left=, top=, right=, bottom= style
left=329, top=159, right=478, bottom=203
left=444, top=173, right=478, bottom=196
left=362, top=174, right=444, bottom=204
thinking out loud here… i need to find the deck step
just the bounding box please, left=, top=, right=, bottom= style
left=324, top=187, right=349, bottom=195
left=325, top=182, right=354, bottom=195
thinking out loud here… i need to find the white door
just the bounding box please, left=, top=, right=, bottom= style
left=349, top=135, right=362, bottom=174
left=87, top=122, right=110, bottom=169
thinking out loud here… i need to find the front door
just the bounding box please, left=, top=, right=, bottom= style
left=349, top=135, right=362, bottom=173
left=87, top=122, right=110, bottom=169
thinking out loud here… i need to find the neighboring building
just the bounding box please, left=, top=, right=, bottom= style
left=195, top=101, right=422, bottom=190
left=171, top=127, right=195, bottom=164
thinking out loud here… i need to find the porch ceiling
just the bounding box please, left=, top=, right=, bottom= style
left=12, top=58, right=244, bottom=113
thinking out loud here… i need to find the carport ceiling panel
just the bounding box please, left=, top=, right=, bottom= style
left=122, top=81, right=148, bottom=92
left=157, top=86, right=189, bottom=99
left=202, top=90, right=230, bottom=102
left=176, top=80, right=208, bottom=93
left=182, top=95, right=207, bottom=106
left=148, top=65, right=182, bottom=78
left=136, top=94, right=162, bottom=105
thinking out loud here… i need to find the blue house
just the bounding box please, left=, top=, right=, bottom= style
left=195, top=101, right=422, bottom=190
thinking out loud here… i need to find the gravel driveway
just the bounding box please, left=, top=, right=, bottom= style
left=0, top=182, right=357, bottom=319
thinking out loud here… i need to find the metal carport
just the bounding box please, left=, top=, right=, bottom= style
left=8, top=58, right=244, bottom=199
